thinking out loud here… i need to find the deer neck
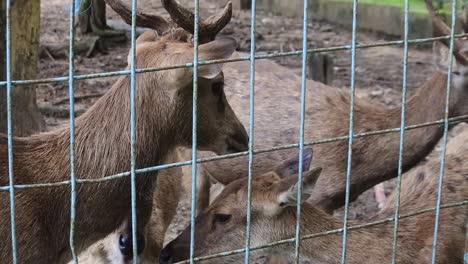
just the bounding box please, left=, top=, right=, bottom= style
left=24, top=74, right=176, bottom=183
left=362, top=72, right=451, bottom=181
left=400, top=72, right=450, bottom=124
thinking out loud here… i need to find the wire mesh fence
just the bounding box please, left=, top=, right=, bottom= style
left=2, top=0, right=468, bottom=263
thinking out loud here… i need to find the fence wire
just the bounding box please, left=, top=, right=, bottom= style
left=431, top=1, right=458, bottom=263
left=391, top=0, right=410, bottom=262
left=129, top=0, right=139, bottom=260
left=5, top=0, right=17, bottom=263
left=341, top=0, right=358, bottom=261
left=294, top=0, right=310, bottom=262
left=2, top=0, right=468, bottom=263
left=67, top=0, right=78, bottom=262
left=244, top=0, right=257, bottom=263
left=190, top=0, right=200, bottom=263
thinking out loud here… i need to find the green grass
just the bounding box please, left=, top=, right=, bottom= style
left=341, top=0, right=459, bottom=15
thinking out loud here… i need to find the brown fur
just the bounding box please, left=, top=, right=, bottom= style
left=88, top=43, right=468, bottom=262
left=0, top=32, right=248, bottom=264
left=82, top=7, right=468, bottom=261
left=199, top=49, right=468, bottom=213
left=163, top=129, right=468, bottom=263
left=67, top=148, right=189, bottom=264
left=192, top=3, right=468, bottom=213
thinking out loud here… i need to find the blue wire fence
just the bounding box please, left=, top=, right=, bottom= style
left=190, top=1, right=200, bottom=263
left=391, top=0, right=410, bottom=262
left=3, top=0, right=468, bottom=263
left=5, top=0, right=17, bottom=263
left=244, top=0, right=256, bottom=262
left=68, top=0, right=78, bottom=262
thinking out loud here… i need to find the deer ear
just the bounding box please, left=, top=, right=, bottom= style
left=196, top=37, right=237, bottom=79
left=274, top=149, right=313, bottom=178
left=136, top=31, right=158, bottom=45
left=277, top=167, right=322, bottom=208
left=433, top=41, right=457, bottom=72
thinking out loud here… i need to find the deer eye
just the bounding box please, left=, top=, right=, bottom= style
left=213, top=213, right=231, bottom=224
left=453, top=71, right=461, bottom=76
left=279, top=201, right=288, bottom=207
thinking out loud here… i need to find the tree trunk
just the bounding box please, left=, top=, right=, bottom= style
left=41, top=0, right=127, bottom=61
left=77, top=0, right=124, bottom=38
left=240, top=0, right=251, bottom=10
left=0, top=0, right=45, bottom=136
left=78, top=0, right=107, bottom=34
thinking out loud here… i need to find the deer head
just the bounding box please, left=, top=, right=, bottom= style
left=427, top=0, right=468, bottom=117
left=101, top=0, right=248, bottom=155
left=159, top=150, right=319, bottom=264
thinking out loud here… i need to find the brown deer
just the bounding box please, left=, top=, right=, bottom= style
left=194, top=0, right=468, bottom=214
left=161, top=132, right=468, bottom=263
left=0, top=0, right=249, bottom=263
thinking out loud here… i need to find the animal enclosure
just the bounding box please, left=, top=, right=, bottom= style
left=1, top=0, right=468, bottom=263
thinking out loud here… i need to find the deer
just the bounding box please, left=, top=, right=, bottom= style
left=161, top=132, right=468, bottom=264
left=193, top=0, right=468, bottom=214
left=0, top=0, right=249, bottom=262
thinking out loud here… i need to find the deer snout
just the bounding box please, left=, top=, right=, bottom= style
left=159, top=232, right=191, bottom=264
left=119, top=233, right=146, bottom=259
left=225, top=122, right=249, bottom=154
left=159, top=242, right=174, bottom=264
left=160, top=239, right=188, bottom=264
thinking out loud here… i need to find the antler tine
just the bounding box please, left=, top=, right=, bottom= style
left=425, top=0, right=468, bottom=64
left=201, top=2, right=233, bottom=38
left=103, top=0, right=171, bottom=35
left=162, top=0, right=233, bottom=43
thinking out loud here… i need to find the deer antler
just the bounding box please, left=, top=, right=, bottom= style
left=104, top=0, right=171, bottom=35
left=162, top=0, right=232, bottom=42
left=103, top=0, right=232, bottom=43
left=425, top=0, right=468, bottom=65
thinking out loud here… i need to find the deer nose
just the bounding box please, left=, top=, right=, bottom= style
left=235, top=125, right=249, bottom=150
left=119, top=233, right=145, bottom=257
left=226, top=125, right=249, bottom=153
left=159, top=242, right=174, bottom=264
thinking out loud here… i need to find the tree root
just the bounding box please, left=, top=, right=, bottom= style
left=39, top=35, right=126, bottom=59
left=39, top=105, right=85, bottom=118
left=52, top=93, right=104, bottom=106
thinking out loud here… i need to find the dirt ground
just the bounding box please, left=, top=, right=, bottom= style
left=38, top=0, right=466, bottom=261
